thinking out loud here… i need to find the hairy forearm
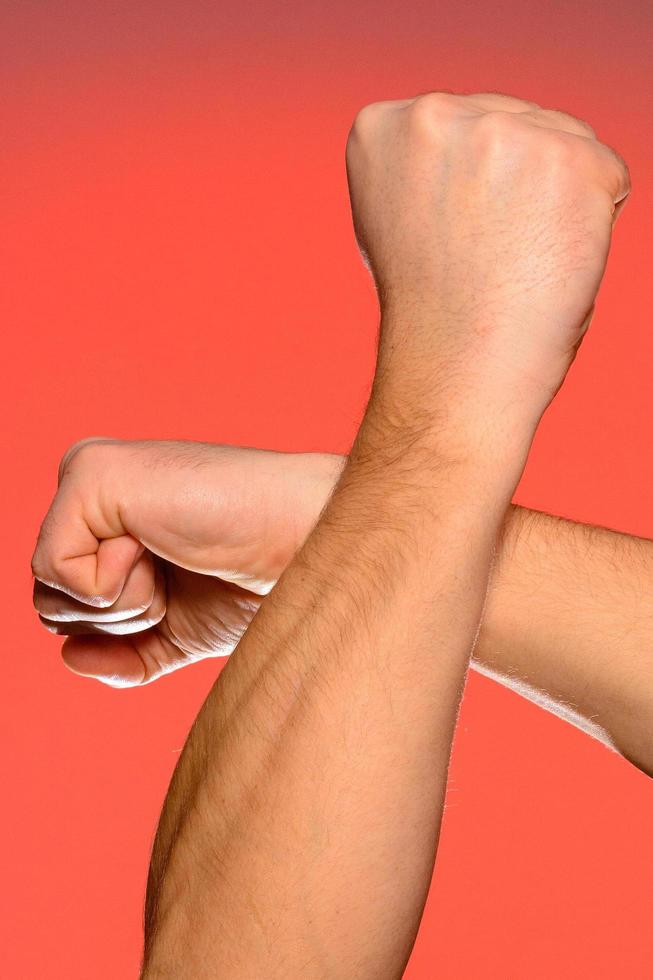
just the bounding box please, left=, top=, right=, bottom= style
left=475, top=506, right=653, bottom=775
left=142, top=408, right=520, bottom=978
left=306, top=455, right=653, bottom=774
left=140, top=85, right=631, bottom=973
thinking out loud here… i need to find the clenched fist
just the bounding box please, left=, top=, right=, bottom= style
left=31, top=439, right=342, bottom=685
left=346, top=92, right=630, bottom=438
left=31, top=91, right=631, bottom=687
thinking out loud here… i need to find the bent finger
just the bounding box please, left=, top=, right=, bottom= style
left=61, top=623, right=199, bottom=688
left=40, top=563, right=166, bottom=636
left=34, top=550, right=157, bottom=623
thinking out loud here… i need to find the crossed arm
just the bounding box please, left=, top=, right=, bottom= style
left=138, top=90, right=634, bottom=974
left=30, top=92, right=641, bottom=977
left=35, top=442, right=653, bottom=777
left=141, top=401, right=517, bottom=977
left=137, top=459, right=652, bottom=976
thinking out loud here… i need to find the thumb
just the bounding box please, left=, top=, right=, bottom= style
left=61, top=627, right=195, bottom=688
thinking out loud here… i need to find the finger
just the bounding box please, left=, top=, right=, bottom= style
left=459, top=96, right=629, bottom=206
left=39, top=569, right=166, bottom=636
left=40, top=566, right=166, bottom=636
left=521, top=106, right=630, bottom=204
left=61, top=624, right=197, bottom=688
left=60, top=571, right=262, bottom=686
left=34, top=550, right=157, bottom=623
left=523, top=112, right=630, bottom=206
left=31, top=485, right=142, bottom=607
left=161, top=565, right=261, bottom=655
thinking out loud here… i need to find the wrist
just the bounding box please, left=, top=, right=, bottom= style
left=359, top=373, right=533, bottom=507
left=371, top=306, right=550, bottom=478
left=330, top=413, right=519, bottom=573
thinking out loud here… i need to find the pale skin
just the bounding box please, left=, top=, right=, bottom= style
left=34, top=440, right=653, bottom=777
left=31, top=93, right=634, bottom=975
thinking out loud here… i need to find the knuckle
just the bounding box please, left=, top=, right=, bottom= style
left=539, top=133, right=605, bottom=191
left=543, top=129, right=583, bottom=162
left=601, top=143, right=631, bottom=191
left=349, top=100, right=386, bottom=137
left=547, top=131, right=626, bottom=190
left=473, top=115, right=594, bottom=187
left=57, top=436, right=114, bottom=483
left=413, top=90, right=457, bottom=111
left=30, top=552, right=46, bottom=582
left=518, top=124, right=580, bottom=166
left=573, top=117, right=597, bottom=138
left=31, top=518, right=51, bottom=580
left=473, top=108, right=525, bottom=146
left=545, top=108, right=597, bottom=138
left=406, top=91, right=459, bottom=128
left=31, top=544, right=57, bottom=586
left=618, top=155, right=631, bottom=188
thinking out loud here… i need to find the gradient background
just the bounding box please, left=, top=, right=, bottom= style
left=3, top=2, right=652, bottom=977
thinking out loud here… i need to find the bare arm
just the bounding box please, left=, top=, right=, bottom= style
left=140, top=93, right=629, bottom=977
left=272, top=461, right=653, bottom=775
left=142, top=394, right=517, bottom=978
left=34, top=441, right=653, bottom=776
left=139, top=478, right=653, bottom=976
left=476, top=505, right=653, bottom=775
left=29, top=90, right=630, bottom=978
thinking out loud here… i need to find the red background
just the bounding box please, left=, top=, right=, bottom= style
left=3, top=2, right=652, bottom=977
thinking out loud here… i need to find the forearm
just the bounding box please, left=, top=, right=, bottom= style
left=140, top=87, right=631, bottom=974
left=298, top=455, right=653, bottom=774
left=475, top=505, right=653, bottom=775
left=142, top=404, right=520, bottom=978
